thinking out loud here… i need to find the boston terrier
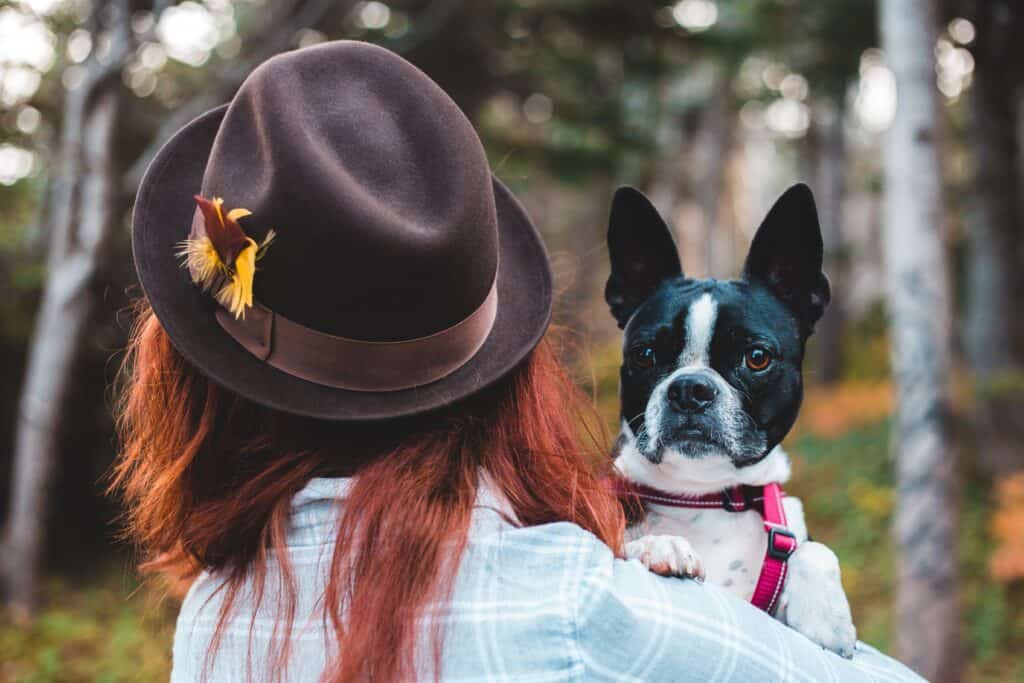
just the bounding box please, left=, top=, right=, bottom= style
left=606, top=183, right=857, bottom=657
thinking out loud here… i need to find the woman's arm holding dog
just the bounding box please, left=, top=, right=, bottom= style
left=575, top=530, right=924, bottom=682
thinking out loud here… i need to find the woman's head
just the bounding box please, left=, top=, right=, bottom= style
left=112, top=301, right=624, bottom=682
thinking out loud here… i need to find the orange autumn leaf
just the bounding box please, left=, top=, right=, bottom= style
left=990, top=472, right=1024, bottom=583
left=794, top=382, right=895, bottom=439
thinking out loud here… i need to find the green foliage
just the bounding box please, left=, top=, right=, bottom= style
left=0, top=180, right=42, bottom=251
left=0, top=179, right=46, bottom=345
left=471, top=0, right=677, bottom=181
left=840, top=300, right=892, bottom=382
left=975, top=369, right=1024, bottom=401
left=787, top=421, right=897, bottom=648
left=0, top=568, right=175, bottom=682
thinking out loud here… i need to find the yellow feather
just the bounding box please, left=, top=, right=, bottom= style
left=179, top=198, right=274, bottom=319
left=215, top=238, right=258, bottom=319
left=176, top=236, right=226, bottom=291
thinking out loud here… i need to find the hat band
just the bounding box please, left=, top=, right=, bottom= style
left=214, top=281, right=498, bottom=393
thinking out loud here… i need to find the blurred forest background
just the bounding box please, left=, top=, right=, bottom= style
left=0, top=0, right=1022, bottom=680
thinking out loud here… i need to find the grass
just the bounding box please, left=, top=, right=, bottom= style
left=2, top=382, right=1021, bottom=681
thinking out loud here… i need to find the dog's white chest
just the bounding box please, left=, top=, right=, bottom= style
left=632, top=505, right=767, bottom=600
left=615, top=445, right=808, bottom=601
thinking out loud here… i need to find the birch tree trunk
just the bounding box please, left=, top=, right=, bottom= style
left=812, top=102, right=847, bottom=384
left=880, top=1, right=961, bottom=680
left=1, top=1, right=130, bottom=618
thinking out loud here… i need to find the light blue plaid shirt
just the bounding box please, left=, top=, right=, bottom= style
left=172, top=477, right=926, bottom=682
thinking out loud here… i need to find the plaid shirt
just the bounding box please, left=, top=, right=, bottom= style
left=172, top=477, right=926, bottom=682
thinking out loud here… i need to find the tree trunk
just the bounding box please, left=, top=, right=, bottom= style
left=812, top=101, right=847, bottom=384
left=965, top=2, right=1024, bottom=475
left=1016, top=88, right=1024, bottom=363
left=1, top=0, right=129, bottom=616
left=880, top=1, right=961, bottom=681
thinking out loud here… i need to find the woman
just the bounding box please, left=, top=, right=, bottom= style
left=114, top=41, right=923, bottom=682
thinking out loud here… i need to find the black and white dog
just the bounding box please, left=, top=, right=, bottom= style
left=607, top=183, right=857, bottom=657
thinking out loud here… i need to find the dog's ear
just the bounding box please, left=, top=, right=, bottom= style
left=742, top=183, right=831, bottom=331
left=605, top=186, right=682, bottom=328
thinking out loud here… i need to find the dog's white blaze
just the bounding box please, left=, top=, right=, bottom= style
left=679, top=293, right=717, bottom=368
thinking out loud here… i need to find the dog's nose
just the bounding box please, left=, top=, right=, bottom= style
left=667, top=375, right=718, bottom=412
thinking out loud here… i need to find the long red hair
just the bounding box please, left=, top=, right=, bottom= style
left=110, top=302, right=625, bottom=682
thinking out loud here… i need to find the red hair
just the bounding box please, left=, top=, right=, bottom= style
left=111, top=302, right=625, bottom=682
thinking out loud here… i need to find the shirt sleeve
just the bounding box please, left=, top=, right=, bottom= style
left=572, top=530, right=927, bottom=683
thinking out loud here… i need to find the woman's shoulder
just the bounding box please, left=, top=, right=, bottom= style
left=464, top=516, right=611, bottom=580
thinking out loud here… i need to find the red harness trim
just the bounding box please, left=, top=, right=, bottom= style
left=611, top=478, right=797, bottom=614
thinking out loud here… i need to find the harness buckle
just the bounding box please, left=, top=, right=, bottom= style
left=766, top=525, right=798, bottom=561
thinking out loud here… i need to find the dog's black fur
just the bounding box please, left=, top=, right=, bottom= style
left=606, top=184, right=831, bottom=468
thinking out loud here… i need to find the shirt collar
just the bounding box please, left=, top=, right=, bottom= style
left=288, top=472, right=519, bottom=545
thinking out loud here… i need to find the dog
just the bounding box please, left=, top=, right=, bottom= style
left=605, top=183, right=857, bottom=657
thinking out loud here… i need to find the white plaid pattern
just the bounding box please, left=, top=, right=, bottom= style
left=171, top=478, right=926, bottom=682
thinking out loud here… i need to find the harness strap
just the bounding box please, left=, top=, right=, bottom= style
left=750, top=482, right=797, bottom=614
left=609, top=477, right=798, bottom=614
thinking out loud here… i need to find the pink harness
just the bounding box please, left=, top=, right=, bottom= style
left=614, top=480, right=798, bottom=614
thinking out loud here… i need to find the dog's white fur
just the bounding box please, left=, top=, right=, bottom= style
left=616, top=291, right=857, bottom=657
left=617, top=436, right=856, bottom=657
left=680, top=293, right=716, bottom=367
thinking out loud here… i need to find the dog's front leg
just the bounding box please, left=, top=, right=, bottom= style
left=778, top=541, right=857, bottom=658
left=624, top=534, right=705, bottom=579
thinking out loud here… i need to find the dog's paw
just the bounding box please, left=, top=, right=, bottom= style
left=780, top=541, right=857, bottom=658
left=624, top=534, right=705, bottom=579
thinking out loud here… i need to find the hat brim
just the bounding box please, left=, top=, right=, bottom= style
left=132, top=105, right=552, bottom=421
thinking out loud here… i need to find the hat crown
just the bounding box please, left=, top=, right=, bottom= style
left=199, top=41, right=498, bottom=341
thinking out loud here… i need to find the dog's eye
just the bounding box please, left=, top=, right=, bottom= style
left=745, top=347, right=772, bottom=371
left=628, top=345, right=656, bottom=370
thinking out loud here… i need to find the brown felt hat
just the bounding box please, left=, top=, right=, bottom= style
left=131, top=41, right=552, bottom=420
